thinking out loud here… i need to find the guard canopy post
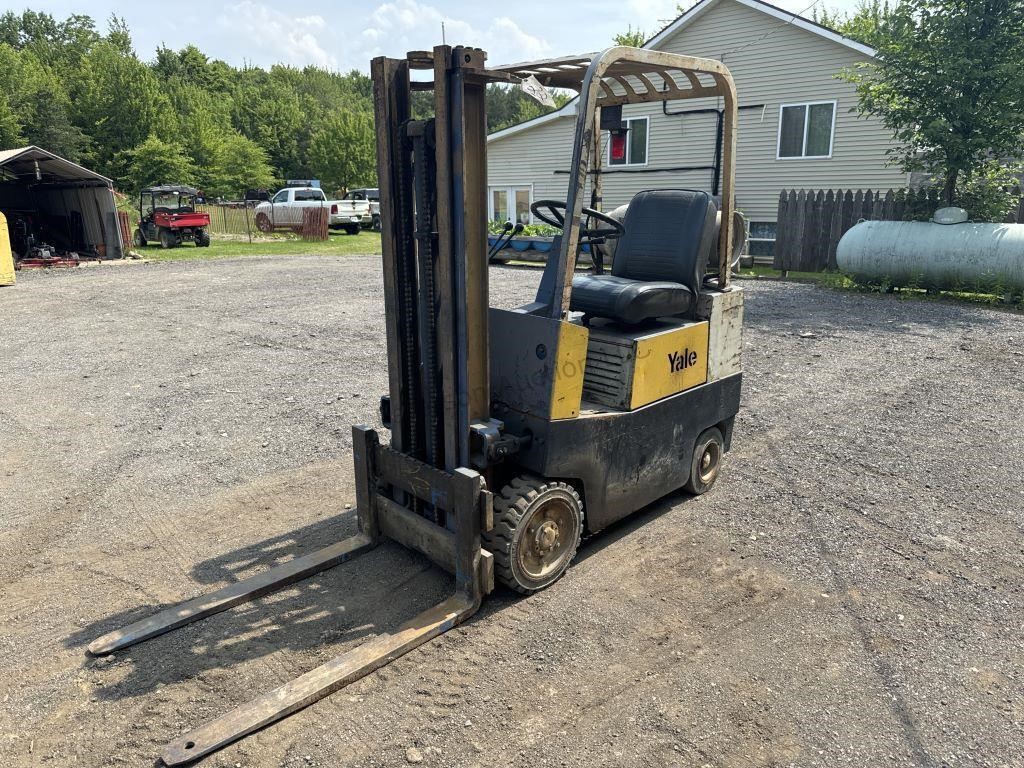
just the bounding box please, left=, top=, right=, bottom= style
left=490, top=47, right=739, bottom=316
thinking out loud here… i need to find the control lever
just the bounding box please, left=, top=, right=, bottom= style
left=487, top=221, right=523, bottom=259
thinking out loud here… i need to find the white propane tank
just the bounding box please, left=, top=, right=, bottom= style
left=836, top=210, right=1024, bottom=292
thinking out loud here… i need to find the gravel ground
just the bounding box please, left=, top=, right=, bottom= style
left=1, top=255, right=1021, bottom=768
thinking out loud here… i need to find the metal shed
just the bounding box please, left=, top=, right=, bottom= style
left=0, top=145, right=124, bottom=261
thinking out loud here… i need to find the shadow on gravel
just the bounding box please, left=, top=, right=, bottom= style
left=573, top=490, right=684, bottom=566
left=65, top=512, right=451, bottom=702
left=66, top=481, right=689, bottom=704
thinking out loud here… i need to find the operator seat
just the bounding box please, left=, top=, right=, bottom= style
left=570, top=189, right=717, bottom=324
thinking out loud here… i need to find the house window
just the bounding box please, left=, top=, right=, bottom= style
left=748, top=221, right=777, bottom=259
left=777, top=101, right=836, bottom=159
left=607, top=117, right=649, bottom=166
left=489, top=186, right=532, bottom=224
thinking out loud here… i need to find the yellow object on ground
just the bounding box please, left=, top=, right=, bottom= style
left=0, top=212, right=15, bottom=286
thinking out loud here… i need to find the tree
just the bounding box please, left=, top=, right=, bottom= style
left=230, top=67, right=305, bottom=177
left=0, top=43, right=89, bottom=159
left=0, top=96, right=23, bottom=147
left=814, top=0, right=893, bottom=48
left=206, top=133, right=275, bottom=198
left=308, top=111, right=376, bottom=193
left=119, top=135, right=197, bottom=191
left=73, top=40, right=174, bottom=178
left=613, top=25, right=647, bottom=47
left=484, top=84, right=572, bottom=133
left=843, top=0, right=1024, bottom=208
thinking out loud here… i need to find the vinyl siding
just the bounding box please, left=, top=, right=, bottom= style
left=486, top=112, right=581, bottom=211
left=486, top=0, right=908, bottom=223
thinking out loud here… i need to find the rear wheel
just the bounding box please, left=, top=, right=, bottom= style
left=685, top=427, right=724, bottom=495
left=345, top=225, right=360, bottom=236
left=255, top=212, right=273, bottom=233
left=483, top=476, right=583, bottom=594
left=158, top=228, right=174, bottom=249
left=196, top=229, right=211, bottom=247
left=132, top=229, right=146, bottom=248
left=372, top=215, right=381, bottom=232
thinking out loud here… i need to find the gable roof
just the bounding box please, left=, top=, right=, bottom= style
left=488, top=0, right=875, bottom=142
left=646, top=0, right=875, bottom=57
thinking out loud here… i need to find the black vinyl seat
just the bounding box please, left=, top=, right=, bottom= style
left=571, top=189, right=718, bottom=324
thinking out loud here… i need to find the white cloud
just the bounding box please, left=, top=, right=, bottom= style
left=220, top=2, right=337, bottom=68
left=354, top=0, right=550, bottom=70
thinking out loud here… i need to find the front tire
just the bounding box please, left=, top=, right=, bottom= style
left=685, top=427, right=724, bottom=495
left=255, top=212, right=273, bottom=233
left=133, top=229, right=146, bottom=248
left=483, top=476, right=583, bottom=594
left=158, top=228, right=173, bottom=249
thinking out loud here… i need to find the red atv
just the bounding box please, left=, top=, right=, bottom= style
left=133, top=185, right=211, bottom=249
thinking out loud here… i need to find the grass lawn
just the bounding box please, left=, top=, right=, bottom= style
left=734, top=265, right=854, bottom=288
left=139, top=230, right=382, bottom=262
left=736, top=264, right=1022, bottom=310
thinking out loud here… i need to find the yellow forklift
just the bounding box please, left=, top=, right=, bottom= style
left=88, top=45, right=744, bottom=764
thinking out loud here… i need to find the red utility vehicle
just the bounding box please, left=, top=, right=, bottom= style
left=133, top=185, right=211, bottom=249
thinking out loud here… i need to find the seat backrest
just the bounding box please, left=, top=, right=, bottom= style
left=611, top=189, right=718, bottom=293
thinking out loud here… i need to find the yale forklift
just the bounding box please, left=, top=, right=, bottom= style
left=88, top=45, right=743, bottom=763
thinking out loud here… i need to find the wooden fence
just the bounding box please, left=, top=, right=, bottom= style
left=773, top=188, right=1024, bottom=272
left=300, top=207, right=330, bottom=241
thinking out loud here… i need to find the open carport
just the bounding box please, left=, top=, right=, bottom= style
left=0, top=145, right=124, bottom=262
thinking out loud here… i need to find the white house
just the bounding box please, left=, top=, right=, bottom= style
left=486, top=0, right=908, bottom=258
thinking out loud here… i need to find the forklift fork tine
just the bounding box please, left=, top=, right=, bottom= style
left=161, top=594, right=478, bottom=766
left=87, top=533, right=377, bottom=657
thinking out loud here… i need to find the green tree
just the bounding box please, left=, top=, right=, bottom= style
left=230, top=68, right=305, bottom=177
left=206, top=133, right=276, bottom=198
left=613, top=25, right=647, bottom=47
left=843, top=0, right=1024, bottom=208
left=814, top=0, right=892, bottom=48
left=73, top=40, right=174, bottom=178
left=485, top=84, right=572, bottom=133
left=119, top=135, right=197, bottom=191
left=308, top=111, right=376, bottom=193
left=0, top=96, right=23, bottom=147
left=0, top=43, right=89, bottom=158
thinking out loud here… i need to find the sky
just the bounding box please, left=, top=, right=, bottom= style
left=12, top=0, right=865, bottom=72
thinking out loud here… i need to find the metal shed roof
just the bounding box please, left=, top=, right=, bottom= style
left=0, top=146, right=112, bottom=185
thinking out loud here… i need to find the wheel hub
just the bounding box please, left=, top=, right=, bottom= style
left=533, top=520, right=559, bottom=554
left=698, top=442, right=720, bottom=484
left=516, top=496, right=578, bottom=583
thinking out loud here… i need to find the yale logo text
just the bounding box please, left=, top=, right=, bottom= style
left=667, top=348, right=699, bottom=373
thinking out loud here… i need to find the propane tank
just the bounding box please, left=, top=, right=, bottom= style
left=836, top=208, right=1024, bottom=292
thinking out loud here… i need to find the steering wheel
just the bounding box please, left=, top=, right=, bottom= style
left=530, top=200, right=625, bottom=245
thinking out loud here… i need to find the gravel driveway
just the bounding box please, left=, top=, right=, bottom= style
left=1, top=255, right=1021, bottom=768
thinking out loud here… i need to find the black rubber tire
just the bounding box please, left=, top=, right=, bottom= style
left=684, top=427, right=724, bottom=495
left=133, top=229, right=146, bottom=248
left=158, top=228, right=173, bottom=249
left=483, top=476, right=583, bottom=595
left=372, top=215, right=381, bottom=232
left=196, top=230, right=211, bottom=247
left=345, top=225, right=360, bottom=235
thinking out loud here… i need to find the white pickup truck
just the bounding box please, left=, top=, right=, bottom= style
left=253, top=187, right=370, bottom=235
left=344, top=188, right=381, bottom=231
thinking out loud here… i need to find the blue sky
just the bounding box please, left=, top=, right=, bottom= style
left=13, top=0, right=864, bottom=71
